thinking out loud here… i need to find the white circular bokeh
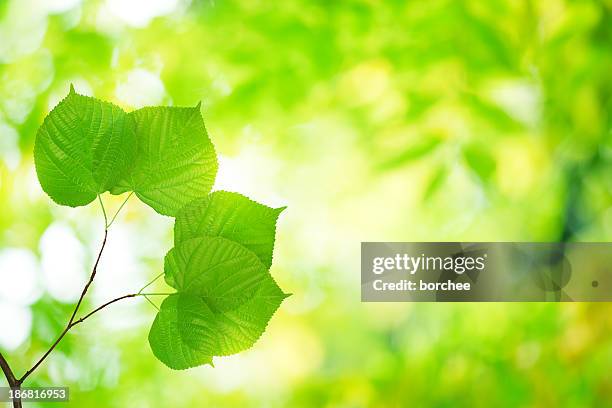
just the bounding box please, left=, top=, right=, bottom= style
left=40, top=222, right=87, bottom=303
left=0, top=248, right=42, bottom=305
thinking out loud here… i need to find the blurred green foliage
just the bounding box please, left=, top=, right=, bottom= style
left=0, top=0, right=611, bottom=407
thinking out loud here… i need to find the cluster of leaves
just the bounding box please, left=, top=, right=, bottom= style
left=34, top=87, right=288, bottom=369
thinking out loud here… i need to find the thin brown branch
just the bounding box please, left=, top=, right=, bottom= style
left=0, top=351, right=22, bottom=407
left=19, top=228, right=108, bottom=384
left=71, top=294, right=138, bottom=326
left=69, top=229, right=108, bottom=325
left=17, top=292, right=141, bottom=385
left=0, top=352, right=17, bottom=385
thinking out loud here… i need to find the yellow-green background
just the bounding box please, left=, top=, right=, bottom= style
left=0, top=0, right=611, bottom=406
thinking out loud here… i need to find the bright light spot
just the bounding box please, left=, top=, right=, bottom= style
left=1, top=87, right=36, bottom=124
left=115, top=68, right=166, bottom=108
left=201, top=323, right=322, bottom=394
left=0, top=122, right=21, bottom=170
left=214, top=154, right=252, bottom=194
left=106, top=0, right=179, bottom=27
left=1, top=50, right=54, bottom=122
left=488, top=79, right=541, bottom=127
left=40, top=223, right=87, bottom=303
left=206, top=355, right=248, bottom=392
left=92, top=224, right=146, bottom=329
left=341, top=60, right=391, bottom=106
left=0, top=248, right=42, bottom=306
left=39, top=0, right=82, bottom=13
left=0, top=302, right=32, bottom=350
left=214, top=150, right=287, bottom=209
left=212, top=76, right=233, bottom=97
left=26, top=166, right=43, bottom=200
left=93, top=224, right=143, bottom=301
left=0, top=2, right=47, bottom=63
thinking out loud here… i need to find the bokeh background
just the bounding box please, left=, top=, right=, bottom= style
left=1, top=0, right=611, bottom=406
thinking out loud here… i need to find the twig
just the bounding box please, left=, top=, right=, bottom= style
left=0, top=352, right=22, bottom=407
left=69, top=230, right=108, bottom=325
left=0, top=352, right=16, bottom=386
left=19, top=228, right=108, bottom=384
left=70, top=292, right=171, bottom=326
left=16, top=191, right=156, bottom=387
left=71, top=294, right=138, bottom=325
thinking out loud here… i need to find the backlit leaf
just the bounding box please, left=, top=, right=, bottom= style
left=113, top=105, right=218, bottom=216
left=174, top=191, right=285, bottom=268
left=149, top=236, right=288, bottom=369
left=148, top=294, right=215, bottom=370
left=34, top=87, right=136, bottom=206
left=164, top=236, right=271, bottom=311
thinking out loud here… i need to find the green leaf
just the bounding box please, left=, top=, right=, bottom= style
left=149, top=236, right=288, bottom=369
left=148, top=294, right=215, bottom=370
left=34, top=87, right=136, bottom=206
left=164, top=236, right=272, bottom=311
left=112, top=105, right=218, bottom=216
left=174, top=191, right=285, bottom=268
left=211, top=274, right=287, bottom=356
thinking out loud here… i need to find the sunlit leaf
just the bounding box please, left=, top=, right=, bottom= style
left=211, top=274, right=288, bottom=356
left=148, top=294, right=215, bottom=370
left=174, top=191, right=285, bottom=268
left=164, top=236, right=273, bottom=311
left=34, top=87, right=136, bottom=206
left=149, top=236, right=288, bottom=369
left=112, top=105, right=218, bottom=216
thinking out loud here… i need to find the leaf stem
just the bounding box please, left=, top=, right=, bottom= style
left=107, top=192, right=133, bottom=229
left=138, top=272, right=164, bottom=294
left=98, top=195, right=108, bottom=228
left=142, top=295, right=160, bottom=311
